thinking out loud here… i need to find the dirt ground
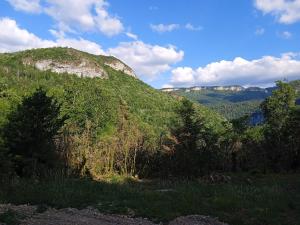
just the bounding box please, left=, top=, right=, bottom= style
left=0, top=204, right=228, bottom=225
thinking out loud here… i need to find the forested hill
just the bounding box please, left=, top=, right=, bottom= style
left=0, top=47, right=227, bottom=177
left=162, top=83, right=300, bottom=120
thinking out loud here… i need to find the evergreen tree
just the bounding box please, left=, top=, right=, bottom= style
left=171, top=99, right=204, bottom=177
left=3, top=88, right=65, bottom=177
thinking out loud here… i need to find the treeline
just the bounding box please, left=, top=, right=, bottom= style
left=209, top=100, right=262, bottom=120
left=0, top=72, right=299, bottom=180
left=177, top=88, right=270, bottom=120
left=231, top=81, right=300, bottom=172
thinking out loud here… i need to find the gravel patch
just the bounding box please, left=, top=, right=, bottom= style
left=0, top=204, right=228, bottom=225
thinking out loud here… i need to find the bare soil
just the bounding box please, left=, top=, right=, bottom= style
left=0, top=204, right=228, bottom=225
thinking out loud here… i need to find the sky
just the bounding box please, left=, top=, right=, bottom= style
left=0, top=0, right=300, bottom=88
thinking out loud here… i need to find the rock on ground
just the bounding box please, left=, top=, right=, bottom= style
left=0, top=204, right=228, bottom=225
left=169, top=215, right=228, bottom=225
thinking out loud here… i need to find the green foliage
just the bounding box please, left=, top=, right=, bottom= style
left=221, top=81, right=300, bottom=173
left=0, top=48, right=227, bottom=178
left=175, top=89, right=270, bottom=119
left=261, top=81, right=297, bottom=171
left=3, top=88, right=65, bottom=177
left=138, top=99, right=230, bottom=178
left=170, top=99, right=205, bottom=177
left=261, top=81, right=296, bottom=128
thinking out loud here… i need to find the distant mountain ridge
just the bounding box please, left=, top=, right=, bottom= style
left=161, top=82, right=299, bottom=120
left=161, top=85, right=275, bottom=93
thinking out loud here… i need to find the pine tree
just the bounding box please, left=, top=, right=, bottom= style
left=3, top=88, right=65, bottom=177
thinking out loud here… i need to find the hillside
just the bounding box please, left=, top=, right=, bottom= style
left=161, top=86, right=273, bottom=120
left=0, top=47, right=227, bottom=177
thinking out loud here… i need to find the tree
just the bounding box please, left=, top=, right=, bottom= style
left=169, top=99, right=205, bottom=177
left=260, top=81, right=297, bottom=171
left=3, top=88, right=65, bottom=177
left=261, top=81, right=296, bottom=129
left=282, top=107, right=300, bottom=171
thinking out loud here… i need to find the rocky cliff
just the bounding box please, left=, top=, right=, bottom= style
left=17, top=47, right=137, bottom=79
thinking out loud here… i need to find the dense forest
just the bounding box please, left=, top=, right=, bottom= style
left=0, top=48, right=229, bottom=179
left=168, top=88, right=270, bottom=120
left=0, top=48, right=299, bottom=181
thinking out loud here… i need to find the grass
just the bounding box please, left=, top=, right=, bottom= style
left=0, top=209, right=25, bottom=225
left=0, top=174, right=299, bottom=225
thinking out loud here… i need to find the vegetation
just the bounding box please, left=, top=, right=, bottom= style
left=0, top=47, right=227, bottom=179
left=0, top=48, right=300, bottom=225
left=173, top=89, right=271, bottom=120
left=1, top=174, right=299, bottom=225
left=3, top=89, right=66, bottom=177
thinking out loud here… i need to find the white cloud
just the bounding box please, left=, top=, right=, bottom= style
left=6, top=0, right=41, bottom=13
left=255, top=0, right=300, bottom=24
left=167, top=53, right=300, bottom=87
left=171, top=67, right=195, bottom=85
left=255, top=27, right=265, bottom=35
left=0, top=18, right=104, bottom=55
left=150, top=24, right=180, bottom=33
left=0, top=18, right=184, bottom=78
left=279, top=31, right=292, bottom=39
left=161, top=84, right=174, bottom=89
left=7, top=0, right=124, bottom=36
left=185, top=23, right=203, bottom=31
left=0, top=18, right=55, bottom=52
left=55, top=38, right=105, bottom=55
left=107, top=41, right=184, bottom=78
left=125, top=32, right=138, bottom=40
left=151, top=23, right=203, bottom=33
left=94, top=1, right=124, bottom=36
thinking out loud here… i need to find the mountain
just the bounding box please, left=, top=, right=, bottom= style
left=0, top=47, right=228, bottom=177
left=161, top=85, right=272, bottom=120
left=11, top=47, right=137, bottom=78
left=161, top=82, right=300, bottom=120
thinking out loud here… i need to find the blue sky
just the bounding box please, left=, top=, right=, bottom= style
left=0, top=0, right=300, bottom=88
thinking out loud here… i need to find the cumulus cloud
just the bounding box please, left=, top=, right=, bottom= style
left=185, top=23, right=203, bottom=31
left=151, top=23, right=202, bottom=33
left=108, top=41, right=184, bottom=78
left=0, top=18, right=184, bottom=79
left=167, top=53, right=300, bottom=87
left=0, top=18, right=104, bottom=55
left=150, top=24, right=180, bottom=33
left=255, top=0, right=300, bottom=24
left=0, top=17, right=55, bottom=52
left=6, top=0, right=124, bottom=36
left=93, top=1, right=124, bottom=36
left=55, top=38, right=105, bottom=55
left=6, top=0, right=41, bottom=13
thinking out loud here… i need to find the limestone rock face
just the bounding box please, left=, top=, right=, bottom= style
left=33, top=60, right=108, bottom=78
left=105, top=60, right=137, bottom=78
left=20, top=47, right=137, bottom=79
